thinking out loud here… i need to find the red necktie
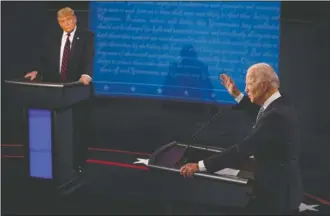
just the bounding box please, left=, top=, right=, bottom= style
left=60, top=33, right=71, bottom=82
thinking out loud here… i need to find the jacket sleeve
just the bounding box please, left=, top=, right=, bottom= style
left=82, top=31, right=94, bottom=77
left=30, top=33, right=49, bottom=79
left=203, top=110, right=283, bottom=173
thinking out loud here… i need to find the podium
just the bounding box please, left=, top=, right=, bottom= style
left=147, top=141, right=255, bottom=208
left=4, top=79, right=90, bottom=189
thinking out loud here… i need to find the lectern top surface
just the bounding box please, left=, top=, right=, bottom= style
left=4, top=80, right=81, bottom=88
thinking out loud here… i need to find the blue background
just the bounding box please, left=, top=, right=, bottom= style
left=90, top=1, right=281, bottom=104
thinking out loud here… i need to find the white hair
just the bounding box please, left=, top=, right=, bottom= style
left=247, top=63, right=280, bottom=89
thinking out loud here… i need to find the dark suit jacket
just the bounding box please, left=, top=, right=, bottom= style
left=33, top=26, right=94, bottom=83
left=203, top=95, right=303, bottom=213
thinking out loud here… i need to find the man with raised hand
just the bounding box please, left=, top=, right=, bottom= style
left=180, top=63, right=303, bottom=214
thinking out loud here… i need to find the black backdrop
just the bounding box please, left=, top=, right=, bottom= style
left=2, top=1, right=330, bottom=199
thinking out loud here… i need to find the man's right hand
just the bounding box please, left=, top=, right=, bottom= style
left=220, top=73, right=241, bottom=98
left=24, top=71, right=38, bottom=80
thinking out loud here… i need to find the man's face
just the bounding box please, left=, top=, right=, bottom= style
left=245, top=72, right=267, bottom=105
left=57, top=14, right=76, bottom=33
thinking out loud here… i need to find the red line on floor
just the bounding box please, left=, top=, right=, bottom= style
left=86, top=159, right=149, bottom=170
left=1, top=144, right=152, bottom=156
left=2, top=154, right=330, bottom=206
left=88, top=147, right=151, bottom=156
left=1, top=144, right=24, bottom=147
left=304, top=193, right=330, bottom=206
left=0, top=156, right=149, bottom=171
left=1, top=155, right=24, bottom=158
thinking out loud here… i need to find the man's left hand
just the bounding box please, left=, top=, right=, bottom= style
left=79, top=76, right=91, bottom=85
left=180, top=163, right=199, bottom=178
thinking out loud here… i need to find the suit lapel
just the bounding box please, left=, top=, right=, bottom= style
left=253, top=96, right=284, bottom=128
left=69, top=27, right=80, bottom=64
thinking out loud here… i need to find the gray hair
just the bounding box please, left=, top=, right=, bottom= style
left=247, top=63, right=280, bottom=89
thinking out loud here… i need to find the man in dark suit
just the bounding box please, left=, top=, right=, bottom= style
left=180, top=63, right=303, bottom=213
left=25, top=7, right=94, bottom=173
left=25, top=7, right=93, bottom=83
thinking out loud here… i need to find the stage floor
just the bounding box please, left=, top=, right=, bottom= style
left=1, top=146, right=240, bottom=214
left=2, top=144, right=330, bottom=214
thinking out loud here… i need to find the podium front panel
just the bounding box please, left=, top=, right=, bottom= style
left=148, top=142, right=251, bottom=185
left=5, top=79, right=85, bottom=187
left=28, top=109, right=53, bottom=179
left=26, top=107, right=76, bottom=185
left=147, top=141, right=253, bottom=207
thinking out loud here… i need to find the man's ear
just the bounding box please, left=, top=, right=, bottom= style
left=259, top=81, right=267, bottom=93
left=264, top=81, right=271, bottom=92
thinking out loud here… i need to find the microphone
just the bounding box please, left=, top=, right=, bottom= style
left=188, top=72, right=235, bottom=141
left=190, top=107, right=225, bottom=140
left=176, top=106, right=228, bottom=166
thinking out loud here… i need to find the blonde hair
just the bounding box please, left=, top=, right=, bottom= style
left=57, top=7, right=75, bottom=17
left=247, top=63, right=280, bottom=89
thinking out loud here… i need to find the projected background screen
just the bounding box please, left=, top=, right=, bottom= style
left=90, top=1, right=281, bottom=104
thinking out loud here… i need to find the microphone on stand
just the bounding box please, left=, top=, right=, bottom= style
left=176, top=72, right=233, bottom=165
left=185, top=106, right=226, bottom=149
left=176, top=105, right=228, bottom=166
left=190, top=107, right=224, bottom=140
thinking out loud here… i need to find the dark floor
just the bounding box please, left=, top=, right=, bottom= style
left=2, top=146, right=330, bottom=215
left=2, top=149, right=242, bottom=215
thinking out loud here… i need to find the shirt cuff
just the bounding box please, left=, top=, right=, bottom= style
left=81, top=74, right=92, bottom=80
left=235, top=93, right=244, bottom=103
left=198, top=160, right=207, bottom=172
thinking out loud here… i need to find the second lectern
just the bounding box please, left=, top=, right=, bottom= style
left=5, top=79, right=91, bottom=188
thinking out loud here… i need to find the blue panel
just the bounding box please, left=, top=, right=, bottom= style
left=90, top=1, right=281, bottom=104
left=28, top=109, right=53, bottom=179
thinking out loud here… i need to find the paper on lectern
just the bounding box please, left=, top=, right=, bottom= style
left=214, top=168, right=240, bottom=176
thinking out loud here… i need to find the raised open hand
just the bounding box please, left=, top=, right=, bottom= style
left=220, top=73, right=241, bottom=98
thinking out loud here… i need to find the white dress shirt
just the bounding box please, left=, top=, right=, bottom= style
left=198, top=91, right=282, bottom=172
left=60, top=26, right=91, bottom=80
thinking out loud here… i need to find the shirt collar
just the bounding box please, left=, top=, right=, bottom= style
left=262, top=90, right=281, bottom=110
left=62, top=25, right=77, bottom=37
